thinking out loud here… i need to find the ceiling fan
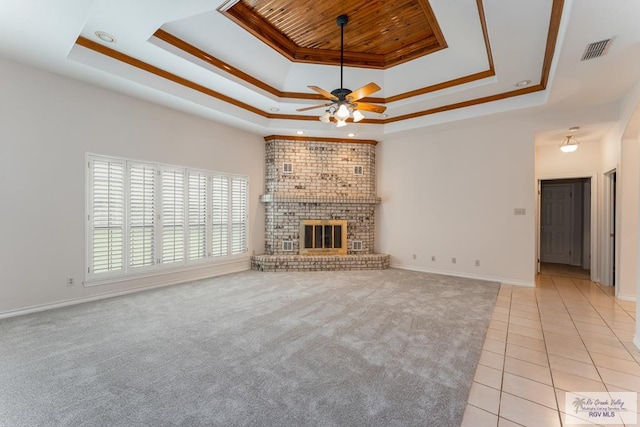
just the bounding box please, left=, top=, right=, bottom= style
left=296, top=14, right=387, bottom=127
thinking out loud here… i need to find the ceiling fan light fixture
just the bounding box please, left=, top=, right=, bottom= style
left=335, top=103, right=350, bottom=121
left=560, top=135, right=579, bottom=153
left=336, top=119, right=347, bottom=128
left=352, top=109, right=365, bottom=122
left=319, top=111, right=332, bottom=123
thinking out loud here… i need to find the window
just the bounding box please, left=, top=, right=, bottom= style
left=89, top=158, right=125, bottom=276
left=211, top=175, right=229, bottom=257
left=87, top=154, right=249, bottom=282
left=231, top=177, right=248, bottom=255
left=129, top=162, right=156, bottom=270
left=161, top=168, right=185, bottom=265
left=187, top=171, right=207, bottom=261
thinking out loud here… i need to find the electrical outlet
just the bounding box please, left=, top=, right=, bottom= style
left=452, top=257, right=456, bottom=264
left=475, top=260, right=480, bottom=267
left=431, top=256, right=436, bottom=262
left=412, top=254, right=416, bottom=260
left=67, top=277, right=75, bottom=287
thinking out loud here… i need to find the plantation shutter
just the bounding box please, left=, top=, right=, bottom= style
left=188, top=172, right=208, bottom=260
left=161, top=168, right=185, bottom=264
left=129, top=163, right=156, bottom=269
left=90, top=158, right=125, bottom=274
left=211, top=175, right=229, bottom=257
left=230, top=177, right=248, bottom=255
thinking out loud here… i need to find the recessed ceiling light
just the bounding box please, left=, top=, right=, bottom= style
left=296, top=130, right=304, bottom=135
left=515, top=79, right=532, bottom=87
left=347, top=133, right=356, bottom=137
left=379, top=114, right=388, bottom=118
left=270, top=107, right=280, bottom=112
left=95, top=31, right=116, bottom=43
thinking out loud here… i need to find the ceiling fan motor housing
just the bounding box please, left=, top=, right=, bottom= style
left=331, top=87, right=352, bottom=101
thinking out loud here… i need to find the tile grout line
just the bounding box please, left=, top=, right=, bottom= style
left=534, top=276, right=565, bottom=427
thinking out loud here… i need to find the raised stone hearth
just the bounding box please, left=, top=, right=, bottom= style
left=251, top=135, right=389, bottom=272
left=251, top=254, right=390, bottom=272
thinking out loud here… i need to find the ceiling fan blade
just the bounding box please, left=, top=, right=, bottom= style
left=308, top=85, right=338, bottom=100
left=347, top=82, right=381, bottom=102
left=353, top=102, right=387, bottom=114
left=296, top=103, right=332, bottom=112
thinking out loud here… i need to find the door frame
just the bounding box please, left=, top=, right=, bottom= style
left=602, top=168, right=617, bottom=288
left=536, top=174, right=598, bottom=281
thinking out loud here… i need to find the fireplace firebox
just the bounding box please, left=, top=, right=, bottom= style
left=299, top=220, right=347, bottom=255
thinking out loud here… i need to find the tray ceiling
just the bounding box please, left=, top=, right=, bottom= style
left=221, top=0, right=446, bottom=68
left=3, top=0, right=640, bottom=142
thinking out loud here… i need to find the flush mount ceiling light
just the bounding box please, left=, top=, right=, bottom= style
left=515, top=79, right=532, bottom=87
left=296, top=130, right=304, bottom=135
left=95, top=31, right=116, bottom=43
left=296, top=15, right=386, bottom=127
left=560, top=134, right=579, bottom=153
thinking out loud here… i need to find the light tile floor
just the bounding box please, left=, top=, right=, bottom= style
left=462, top=271, right=640, bottom=427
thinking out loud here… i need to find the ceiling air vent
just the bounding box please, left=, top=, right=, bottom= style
left=581, top=39, right=612, bottom=61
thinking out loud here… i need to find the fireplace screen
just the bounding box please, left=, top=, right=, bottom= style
left=299, top=220, right=347, bottom=255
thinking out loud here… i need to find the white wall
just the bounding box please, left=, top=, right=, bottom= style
left=535, top=139, right=602, bottom=179
left=377, top=116, right=536, bottom=286
left=599, top=128, right=622, bottom=288
left=619, top=136, right=640, bottom=300
left=0, top=58, right=265, bottom=315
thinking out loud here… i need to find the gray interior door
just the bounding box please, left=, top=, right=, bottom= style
left=541, top=184, right=572, bottom=264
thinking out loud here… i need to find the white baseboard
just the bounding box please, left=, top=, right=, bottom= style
left=0, top=261, right=250, bottom=319
left=391, top=263, right=535, bottom=287
left=617, top=294, right=637, bottom=303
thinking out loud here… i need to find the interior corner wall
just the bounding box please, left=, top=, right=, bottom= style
left=618, top=137, right=640, bottom=301
left=376, top=117, right=536, bottom=286
left=0, top=58, right=265, bottom=315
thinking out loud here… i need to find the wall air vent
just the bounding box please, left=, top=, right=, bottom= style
left=282, top=162, right=293, bottom=174
left=282, top=241, right=293, bottom=252
left=352, top=240, right=363, bottom=251
left=581, top=38, right=612, bottom=61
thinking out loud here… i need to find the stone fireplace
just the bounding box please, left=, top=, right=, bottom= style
left=251, top=135, right=389, bottom=271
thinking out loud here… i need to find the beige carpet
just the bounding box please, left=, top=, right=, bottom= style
left=0, top=269, right=499, bottom=426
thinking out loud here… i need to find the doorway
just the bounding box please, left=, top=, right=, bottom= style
left=539, top=178, right=592, bottom=276
left=603, top=169, right=617, bottom=287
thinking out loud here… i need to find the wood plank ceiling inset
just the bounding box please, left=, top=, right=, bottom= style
left=220, top=0, right=447, bottom=69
